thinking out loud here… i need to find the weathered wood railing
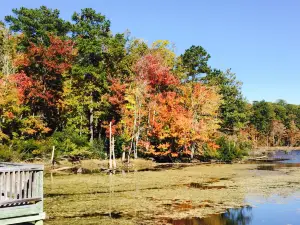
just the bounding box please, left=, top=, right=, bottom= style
left=0, top=162, right=45, bottom=225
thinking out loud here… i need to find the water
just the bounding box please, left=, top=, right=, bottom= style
left=170, top=192, right=300, bottom=225
left=44, top=150, right=300, bottom=224
left=270, top=150, right=300, bottom=164
left=170, top=150, right=300, bottom=225
left=256, top=150, right=300, bottom=170
left=169, top=207, right=252, bottom=225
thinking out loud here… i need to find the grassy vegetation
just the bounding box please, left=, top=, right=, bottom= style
left=43, top=163, right=300, bottom=225
left=43, top=158, right=156, bottom=174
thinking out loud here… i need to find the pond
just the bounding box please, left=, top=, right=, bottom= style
left=43, top=150, right=300, bottom=225
left=170, top=192, right=300, bottom=225
left=270, top=150, right=300, bottom=164
left=257, top=150, right=300, bottom=170
left=166, top=150, right=300, bottom=224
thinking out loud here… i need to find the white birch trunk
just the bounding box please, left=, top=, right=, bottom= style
left=51, top=146, right=55, bottom=167
left=109, top=122, right=112, bottom=170
left=89, top=105, right=94, bottom=143
left=112, top=136, right=117, bottom=170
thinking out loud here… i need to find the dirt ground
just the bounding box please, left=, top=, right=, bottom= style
left=43, top=161, right=300, bottom=225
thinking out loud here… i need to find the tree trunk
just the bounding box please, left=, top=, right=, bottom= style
left=51, top=146, right=55, bottom=168
left=1, top=29, right=15, bottom=76
left=128, top=106, right=138, bottom=162
left=0, top=119, right=2, bottom=144
left=112, top=136, right=117, bottom=170
left=109, top=122, right=112, bottom=170
left=191, top=143, right=195, bottom=159
left=128, top=136, right=134, bottom=163
left=134, top=107, right=141, bottom=159
left=98, top=123, right=102, bottom=140
left=122, top=151, right=126, bottom=162
left=133, top=141, right=138, bottom=159
left=134, top=135, right=139, bottom=159
left=89, top=98, right=94, bottom=143
left=80, top=115, right=83, bottom=136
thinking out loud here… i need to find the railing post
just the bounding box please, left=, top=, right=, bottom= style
left=4, top=172, right=7, bottom=200
left=0, top=172, right=3, bottom=201
left=0, top=162, right=45, bottom=224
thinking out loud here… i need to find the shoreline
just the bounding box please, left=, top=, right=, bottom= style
left=254, top=146, right=300, bottom=151
left=23, top=146, right=299, bottom=175
left=251, top=146, right=300, bottom=157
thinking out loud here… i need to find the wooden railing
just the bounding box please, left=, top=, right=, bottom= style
left=0, top=162, right=45, bottom=225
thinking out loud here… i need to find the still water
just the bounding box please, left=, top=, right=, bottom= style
left=257, top=150, right=300, bottom=170
left=271, top=150, right=300, bottom=164
left=170, top=150, right=300, bottom=225
left=170, top=192, right=300, bottom=225
left=44, top=150, right=300, bottom=224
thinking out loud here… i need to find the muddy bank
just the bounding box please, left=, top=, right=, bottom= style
left=45, top=159, right=212, bottom=176
left=44, top=158, right=157, bottom=174
left=43, top=161, right=300, bottom=225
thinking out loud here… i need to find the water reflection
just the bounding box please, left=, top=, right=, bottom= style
left=169, top=192, right=300, bottom=225
left=255, top=150, right=300, bottom=171
left=169, top=207, right=252, bottom=225
left=257, top=163, right=300, bottom=171
left=222, top=206, right=252, bottom=225
left=269, top=150, right=300, bottom=163
left=108, top=169, right=140, bottom=219
left=109, top=172, right=113, bottom=217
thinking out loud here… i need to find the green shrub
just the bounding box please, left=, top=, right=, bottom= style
left=201, top=143, right=220, bottom=161
left=50, top=128, right=90, bottom=158
left=49, top=128, right=109, bottom=159
left=13, top=139, right=42, bottom=159
left=3, top=139, right=50, bottom=160
left=216, top=136, right=251, bottom=162
left=0, top=145, right=14, bottom=161
left=0, top=128, right=109, bottom=162
left=88, top=139, right=106, bottom=159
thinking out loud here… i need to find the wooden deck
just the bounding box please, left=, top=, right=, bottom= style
left=0, top=162, right=45, bottom=225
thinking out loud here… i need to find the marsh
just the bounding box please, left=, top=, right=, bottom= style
left=43, top=155, right=300, bottom=225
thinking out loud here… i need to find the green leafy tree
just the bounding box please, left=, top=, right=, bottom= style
left=0, top=23, right=16, bottom=76
left=68, top=8, right=127, bottom=142
left=250, top=100, right=275, bottom=146
left=202, top=69, right=249, bottom=133
left=283, top=102, right=300, bottom=130
left=5, top=6, right=71, bottom=49
left=181, top=45, right=211, bottom=81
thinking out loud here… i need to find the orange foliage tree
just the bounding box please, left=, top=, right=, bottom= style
left=0, top=76, right=50, bottom=141
left=14, top=35, right=74, bottom=130
left=108, top=53, right=221, bottom=160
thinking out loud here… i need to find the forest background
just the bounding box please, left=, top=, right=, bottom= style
left=0, top=6, right=299, bottom=162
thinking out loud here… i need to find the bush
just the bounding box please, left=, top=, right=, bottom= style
left=1, top=139, right=51, bottom=161
left=216, top=136, right=251, bottom=162
left=0, top=127, right=109, bottom=162
left=50, top=128, right=90, bottom=158
left=200, top=143, right=220, bottom=161
left=50, top=128, right=109, bottom=159
left=12, top=139, right=45, bottom=159
left=0, top=145, right=15, bottom=161
left=88, top=139, right=106, bottom=159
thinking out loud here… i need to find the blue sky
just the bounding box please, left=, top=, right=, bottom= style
left=1, top=0, right=299, bottom=104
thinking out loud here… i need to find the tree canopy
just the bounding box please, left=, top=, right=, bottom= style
left=0, top=6, right=299, bottom=162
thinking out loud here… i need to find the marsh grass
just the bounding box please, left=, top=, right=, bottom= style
left=43, top=163, right=300, bottom=225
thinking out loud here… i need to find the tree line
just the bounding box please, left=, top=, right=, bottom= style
left=0, top=6, right=299, bottom=162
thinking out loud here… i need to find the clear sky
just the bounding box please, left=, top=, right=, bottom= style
left=0, top=0, right=299, bottom=104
